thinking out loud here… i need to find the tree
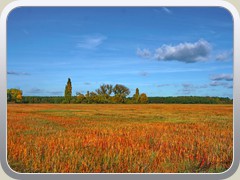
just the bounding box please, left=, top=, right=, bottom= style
left=64, top=78, right=72, bottom=103
left=96, top=84, right=113, bottom=97
left=7, top=88, right=23, bottom=103
left=89, top=91, right=99, bottom=103
left=85, top=91, right=90, bottom=103
left=139, top=93, right=148, bottom=104
left=132, top=88, right=140, bottom=103
left=96, top=84, right=113, bottom=103
left=113, top=84, right=130, bottom=103
left=76, top=92, right=85, bottom=103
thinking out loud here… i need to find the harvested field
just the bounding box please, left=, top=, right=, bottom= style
left=7, top=104, right=233, bottom=173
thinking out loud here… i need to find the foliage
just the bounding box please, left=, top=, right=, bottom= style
left=112, top=84, right=130, bottom=103
left=8, top=79, right=232, bottom=104
left=22, top=96, right=65, bottom=104
left=64, top=78, right=72, bottom=103
left=148, top=96, right=233, bottom=104
left=96, top=84, right=113, bottom=97
left=76, top=92, right=85, bottom=103
left=132, top=88, right=140, bottom=103
left=7, top=88, right=23, bottom=103
left=139, top=93, right=148, bottom=104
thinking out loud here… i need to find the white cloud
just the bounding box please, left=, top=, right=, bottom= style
left=211, top=74, right=233, bottom=81
left=179, top=83, right=209, bottom=95
left=8, top=71, right=30, bottom=76
left=137, top=39, right=211, bottom=63
left=209, top=81, right=232, bottom=89
left=77, top=35, right=107, bottom=49
left=162, top=7, right=172, bottom=14
left=216, top=50, right=232, bottom=61
left=154, top=39, right=211, bottom=63
left=136, top=48, right=151, bottom=58
left=210, top=81, right=227, bottom=87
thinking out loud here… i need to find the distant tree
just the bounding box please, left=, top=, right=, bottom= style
left=85, top=91, right=90, bottom=103
left=89, top=91, right=99, bottom=103
left=7, top=88, right=23, bottom=103
left=96, top=84, right=113, bottom=97
left=7, top=91, right=12, bottom=102
left=139, top=93, right=148, bottom=104
left=96, top=84, right=113, bottom=103
left=76, top=92, right=85, bottom=103
left=64, top=78, right=72, bottom=103
left=113, top=84, right=130, bottom=103
left=132, top=88, right=140, bottom=103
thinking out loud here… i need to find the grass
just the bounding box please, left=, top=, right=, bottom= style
left=7, top=104, right=233, bottom=173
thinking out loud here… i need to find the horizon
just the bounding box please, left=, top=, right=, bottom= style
left=7, top=7, right=233, bottom=98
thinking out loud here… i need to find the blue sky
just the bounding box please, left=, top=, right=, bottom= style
left=7, top=7, right=233, bottom=98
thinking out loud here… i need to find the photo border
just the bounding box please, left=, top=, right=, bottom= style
left=0, top=0, right=239, bottom=179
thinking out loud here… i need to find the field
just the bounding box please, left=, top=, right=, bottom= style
left=7, top=104, right=233, bottom=173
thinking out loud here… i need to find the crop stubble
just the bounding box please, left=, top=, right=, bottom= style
left=7, top=104, right=232, bottom=173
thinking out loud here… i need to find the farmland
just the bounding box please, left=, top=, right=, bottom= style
left=7, top=104, right=233, bottom=173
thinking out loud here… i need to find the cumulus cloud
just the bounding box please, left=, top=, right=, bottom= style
left=209, top=74, right=233, bottom=89
left=8, top=71, right=30, bottom=76
left=77, top=35, right=107, bottom=49
left=137, top=39, right=211, bottom=63
left=216, top=50, right=233, bottom=61
left=211, top=74, right=233, bottom=81
left=154, top=40, right=211, bottom=63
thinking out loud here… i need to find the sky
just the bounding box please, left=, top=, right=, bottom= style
left=7, top=7, right=233, bottom=98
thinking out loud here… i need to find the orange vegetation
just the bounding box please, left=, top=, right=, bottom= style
left=7, top=104, right=232, bottom=173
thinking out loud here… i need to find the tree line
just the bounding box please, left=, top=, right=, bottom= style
left=64, top=78, right=148, bottom=104
left=7, top=78, right=232, bottom=104
left=7, top=78, right=148, bottom=104
left=148, top=96, right=232, bottom=104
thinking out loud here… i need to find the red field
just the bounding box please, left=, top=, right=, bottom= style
left=7, top=104, right=233, bottom=173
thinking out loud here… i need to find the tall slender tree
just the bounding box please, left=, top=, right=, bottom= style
left=132, top=88, right=140, bottom=103
left=64, top=78, right=72, bottom=103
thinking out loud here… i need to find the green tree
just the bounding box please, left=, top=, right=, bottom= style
left=96, top=84, right=113, bottom=96
left=89, top=91, right=98, bottom=103
left=139, top=93, right=148, bottom=104
left=64, top=78, right=72, bottom=103
left=76, top=92, right=85, bottom=103
left=132, top=88, right=140, bottom=103
left=96, top=84, right=113, bottom=103
left=7, top=88, right=23, bottom=103
left=113, top=84, right=130, bottom=103
left=85, top=91, right=90, bottom=103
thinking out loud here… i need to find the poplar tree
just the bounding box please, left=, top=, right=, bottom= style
left=132, top=88, right=140, bottom=103
left=64, top=78, right=72, bottom=103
